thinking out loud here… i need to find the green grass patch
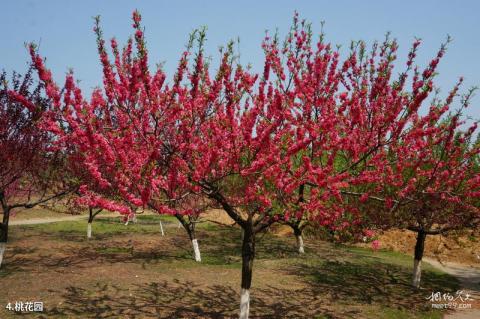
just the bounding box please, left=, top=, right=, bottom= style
left=14, top=215, right=177, bottom=239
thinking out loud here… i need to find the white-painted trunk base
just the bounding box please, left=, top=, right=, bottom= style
left=0, top=242, right=6, bottom=268
left=87, top=223, right=92, bottom=239
left=296, top=235, right=305, bottom=254
left=412, top=259, right=422, bottom=288
left=178, top=222, right=182, bottom=229
left=159, top=221, right=165, bottom=236
left=192, top=239, right=201, bottom=262
left=239, top=288, right=250, bottom=319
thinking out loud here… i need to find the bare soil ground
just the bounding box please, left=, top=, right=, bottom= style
left=374, top=229, right=480, bottom=267
left=0, top=215, right=461, bottom=319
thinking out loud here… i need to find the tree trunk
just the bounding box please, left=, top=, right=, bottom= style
left=159, top=221, right=165, bottom=236
left=240, top=224, right=255, bottom=319
left=192, top=238, right=201, bottom=262
left=294, top=184, right=306, bottom=254
left=188, top=227, right=201, bottom=262
left=293, top=226, right=305, bottom=254
left=177, top=215, right=201, bottom=262
left=0, top=241, right=5, bottom=268
left=87, top=208, right=94, bottom=239
left=412, top=230, right=426, bottom=288
left=0, top=207, right=10, bottom=268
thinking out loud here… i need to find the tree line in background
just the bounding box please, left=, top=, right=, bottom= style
left=1, top=11, right=479, bottom=319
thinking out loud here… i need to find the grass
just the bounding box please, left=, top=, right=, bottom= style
left=18, top=215, right=178, bottom=239
left=0, top=215, right=460, bottom=318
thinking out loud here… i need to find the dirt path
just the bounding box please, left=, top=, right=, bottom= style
left=10, top=214, right=121, bottom=226
left=10, top=215, right=87, bottom=225
left=424, top=257, right=480, bottom=319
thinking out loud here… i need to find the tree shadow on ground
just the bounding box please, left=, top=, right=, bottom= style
left=1, top=237, right=194, bottom=276
left=190, top=226, right=340, bottom=267
left=2, top=224, right=458, bottom=318
left=0, top=246, right=38, bottom=277
left=40, top=279, right=354, bottom=319
left=4, top=222, right=315, bottom=274
left=283, top=257, right=458, bottom=313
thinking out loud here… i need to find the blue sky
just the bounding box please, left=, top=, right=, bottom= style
left=2, top=0, right=480, bottom=119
